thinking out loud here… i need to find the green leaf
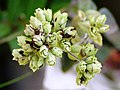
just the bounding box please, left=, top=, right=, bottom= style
left=25, top=0, right=47, bottom=19
left=7, top=0, right=22, bottom=21
left=61, top=52, right=76, bottom=72
left=7, top=0, right=47, bottom=21
left=1, top=12, right=8, bottom=21
left=0, top=72, right=32, bottom=88
left=0, top=23, right=11, bottom=38
left=50, top=0, right=71, bottom=12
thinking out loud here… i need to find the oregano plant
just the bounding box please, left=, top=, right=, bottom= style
left=12, top=8, right=109, bottom=85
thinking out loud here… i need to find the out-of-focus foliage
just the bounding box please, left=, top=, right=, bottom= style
left=50, top=0, right=71, bottom=12
left=0, top=23, right=10, bottom=38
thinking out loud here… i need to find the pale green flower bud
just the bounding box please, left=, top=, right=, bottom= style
left=64, top=27, right=76, bottom=37
left=22, top=44, right=33, bottom=52
left=84, top=72, right=94, bottom=80
left=24, top=25, right=35, bottom=36
left=12, top=49, right=23, bottom=60
left=12, top=49, right=29, bottom=65
left=84, top=43, right=98, bottom=56
left=44, top=8, right=52, bottom=22
left=94, top=60, right=102, bottom=73
left=76, top=61, right=87, bottom=73
left=39, top=45, right=48, bottom=58
left=43, top=21, right=52, bottom=34
left=17, top=36, right=29, bottom=46
left=54, top=13, right=68, bottom=31
left=76, top=72, right=83, bottom=78
left=46, top=34, right=57, bottom=46
left=29, top=55, right=44, bottom=72
left=99, top=25, right=109, bottom=33
left=18, top=56, right=29, bottom=65
left=30, top=16, right=42, bottom=28
left=17, top=36, right=33, bottom=52
left=60, top=39, right=71, bottom=52
left=53, top=10, right=61, bottom=21
left=76, top=75, right=88, bottom=85
left=87, top=62, right=102, bottom=73
left=34, top=8, right=46, bottom=21
left=95, top=15, right=106, bottom=27
left=55, top=31, right=63, bottom=40
left=33, top=35, right=45, bottom=46
left=46, top=52, right=56, bottom=66
left=89, top=27, right=99, bottom=37
left=37, top=56, right=44, bottom=68
left=76, top=76, right=82, bottom=85
left=29, top=55, right=39, bottom=72
left=86, top=56, right=97, bottom=64
left=51, top=47, right=63, bottom=57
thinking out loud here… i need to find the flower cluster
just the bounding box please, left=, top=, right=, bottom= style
left=72, top=10, right=109, bottom=46
left=12, top=8, right=109, bottom=86
left=70, top=10, right=109, bottom=85
left=12, top=8, right=76, bottom=72
left=76, top=56, right=102, bottom=85
left=68, top=43, right=101, bottom=85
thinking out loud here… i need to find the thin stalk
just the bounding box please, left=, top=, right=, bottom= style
left=67, top=51, right=80, bottom=61
left=0, top=31, right=23, bottom=45
left=0, top=72, right=32, bottom=88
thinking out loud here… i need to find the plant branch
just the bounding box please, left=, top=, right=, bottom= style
left=0, top=72, right=32, bottom=88
left=64, top=49, right=80, bottom=61
left=0, top=31, right=23, bottom=45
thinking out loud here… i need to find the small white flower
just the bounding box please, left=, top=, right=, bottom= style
left=24, top=25, right=35, bottom=36
left=44, top=8, right=52, bottom=22
left=30, top=16, right=42, bottom=28
left=42, top=21, right=52, bottom=34
left=39, top=45, right=48, bottom=58
left=51, top=47, right=63, bottom=57
left=34, top=8, right=46, bottom=21
left=46, top=52, right=56, bottom=66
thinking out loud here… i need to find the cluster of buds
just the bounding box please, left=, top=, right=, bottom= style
left=72, top=10, right=109, bottom=46
left=12, top=8, right=76, bottom=72
left=68, top=43, right=98, bottom=60
left=68, top=43, right=101, bottom=85
left=76, top=56, right=102, bottom=85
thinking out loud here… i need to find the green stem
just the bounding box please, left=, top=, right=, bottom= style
left=0, top=31, right=23, bottom=45
left=67, top=51, right=80, bottom=61
left=0, top=72, right=32, bottom=88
